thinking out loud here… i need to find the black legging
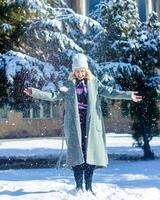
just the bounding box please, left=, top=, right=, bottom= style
left=72, top=109, right=95, bottom=190
left=72, top=163, right=95, bottom=190
left=80, top=108, right=87, bottom=161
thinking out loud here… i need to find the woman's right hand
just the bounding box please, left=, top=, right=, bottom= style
left=59, top=86, right=69, bottom=92
left=24, top=87, right=32, bottom=96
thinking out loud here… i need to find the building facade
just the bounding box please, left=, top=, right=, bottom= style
left=138, top=0, right=160, bottom=21
left=0, top=101, right=135, bottom=139
left=0, top=101, right=64, bottom=138
left=66, top=0, right=88, bottom=15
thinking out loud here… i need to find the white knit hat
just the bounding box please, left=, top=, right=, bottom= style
left=72, top=53, right=88, bottom=71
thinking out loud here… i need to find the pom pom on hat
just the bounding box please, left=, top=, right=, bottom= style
left=72, top=53, right=88, bottom=71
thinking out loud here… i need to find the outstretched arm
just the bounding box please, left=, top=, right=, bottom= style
left=98, top=80, right=142, bottom=102
left=24, top=87, right=63, bottom=102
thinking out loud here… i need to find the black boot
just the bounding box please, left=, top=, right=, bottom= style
left=85, top=183, right=96, bottom=195
left=84, top=164, right=95, bottom=195
left=86, top=188, right=96, bottom=195
left=85, top=181, right=96, bottom=195
left=72, top=164, right=84, bottom=191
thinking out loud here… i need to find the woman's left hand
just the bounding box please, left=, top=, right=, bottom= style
left=24, top=87, right=32, bottom=96
left=131, top=92, right=142, bottom=102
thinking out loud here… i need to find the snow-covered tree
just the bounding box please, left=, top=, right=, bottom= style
left=0, top=0, right=145, bottom=122
left=90, top=0, right=140, bottom=62
left=0, top=50, right=63, bottom=111
left=112, top=12, right=160, bottom=157
left=0, top=0, right=72, bottom=53
left=131, top=13, right=159, bottom=158
left=17, top=10, right=103, bottom=72
left=91, top=0, right=160, bottom=159
left=0, top=0, right=103, bottom=108
left=113, top=12, right=160, bottom=73
left=0, top=0, right=37, bottom=52
left=96, top=61, right=145, bottom=118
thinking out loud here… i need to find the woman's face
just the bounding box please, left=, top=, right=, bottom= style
left=74, top=68, right=87, bottom=80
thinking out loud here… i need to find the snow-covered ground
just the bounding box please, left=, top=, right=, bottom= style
left=0, top=133, right=160, bottom=200
left=0, top=133, right=160, bottom=158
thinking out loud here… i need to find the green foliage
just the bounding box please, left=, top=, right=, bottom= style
left=92, top=0, right=160, bottom=158
left=11, top=70, right=34, bottom=111
left=0, top=67, right=8, bottom=98
left=100, top=97, right=109, bottom=117
left=91, top=0, right=140, bottom=62
left=0, top=0, right=37, bottom=101
left=117, top=12, right=160, bottom=142
left=0, top=55, right=9, bottom=101
left=0, top=0, right=35, bottom=53
left=120, top=100, right=130, bottom=117
left=94, top=0, right=138, bottom=33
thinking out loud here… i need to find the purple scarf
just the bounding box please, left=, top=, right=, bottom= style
left=76, top=79, right=88, bottom=109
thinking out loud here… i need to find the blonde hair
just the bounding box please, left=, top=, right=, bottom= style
left=68, top=68, right=94, bottom=81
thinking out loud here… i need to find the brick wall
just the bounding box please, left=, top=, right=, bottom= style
left=0, top=111, right=63, bottom=139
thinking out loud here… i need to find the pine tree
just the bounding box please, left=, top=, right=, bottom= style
left=0, top=57, right=8, bottom=98
left=0, top=0, right=35, bottom=107
left=0, top=0, right=35, bottom=53
left=115, top=13, right=160, bottom=157
left=91, top=0, right=139, bottom=62
left=129, top=12, right=160, bottom=158
left=91, top=0, right=160, bottom=159
left=0, top=0, right=103, bottom=112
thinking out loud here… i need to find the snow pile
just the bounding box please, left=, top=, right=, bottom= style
left=0, top=134, right=160, bottom=200
left=1, top=181, right=159, bottom=200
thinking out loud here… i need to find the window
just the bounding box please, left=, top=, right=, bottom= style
left=137, top=0, right=160, bottom=22
left=0, top=103, right=7, bottom=119
left=42, top=101, right=51, bottom=118
left=32, top=103, right=41, bottom=118
left=52, top=103, right=61, bottom=118
left=22, top=101, right=62, bottom=119
left=22, top=105, right=30, bottom=118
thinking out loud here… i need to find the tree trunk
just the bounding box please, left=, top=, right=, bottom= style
left=141, top=124, right=154, bottom=159
left=140, top=104, right=154, bottom=159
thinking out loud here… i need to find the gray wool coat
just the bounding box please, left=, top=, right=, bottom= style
left=31, top=77, right=132, bottom=168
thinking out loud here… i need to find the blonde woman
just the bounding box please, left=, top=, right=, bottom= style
left=24, top=53, right=142, bottom=194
